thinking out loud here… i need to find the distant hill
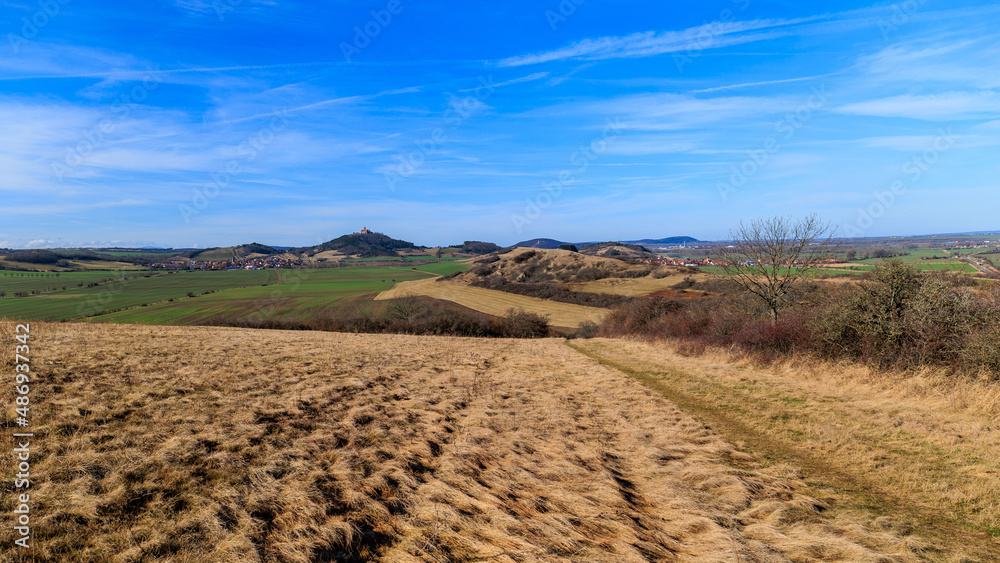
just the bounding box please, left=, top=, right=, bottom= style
left=515, top=236, right=698, bottom=249
left=186, top=247, right=234, bottom=261
left=306, top=231, right=419, bottom=258
left=234, top=242, right=280, bottom=258
left=629, top=236, right=699, bottom=245
left=458, top=247, right=655, bottom=285
left=450, top=241, right=503, bottom=255
left=578, top=242, right=660, bottom=261
left=512, top=238, right=573, bottom=249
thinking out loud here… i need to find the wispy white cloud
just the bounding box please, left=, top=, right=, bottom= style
left=690, top=73, right=839, bottom=94
left=533, top=92, right=792, bottom=131
left=836, top=91, right=1000, bottom=121
left=497, top=16, right=825, bottom=67
left=459, top=72, right=549, bottom=92
left=857, top=36, right=1000, bottom=90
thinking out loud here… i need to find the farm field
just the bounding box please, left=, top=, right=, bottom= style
left=567, top=271, right=712, bottom=296
left=0, top=271, right=129, bottom=293
left=0, top=270, right=277, bottom=321
left=0, top=321, right=951, bottom=561
left=376, top=277, right=608, bottom=330
left=342, top=256, right=464, bottom=262
left=0, top=259, right=147, bottom=272
left=89, top=262, right=468, bottom=325
left=851, top=250, right=978, bottom=272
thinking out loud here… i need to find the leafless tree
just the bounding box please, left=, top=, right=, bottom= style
left=714, top=214, right=837, bottom=321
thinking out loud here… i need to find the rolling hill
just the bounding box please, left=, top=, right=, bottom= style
left=513, top=236, right=699, bottom=250
left=629, top=236, right=699, bottom=245
left=578, top=242, right=660, bottom=261
left=303, top=231, right=420, bottom=258
left=511, top=238, right=573, bottom=249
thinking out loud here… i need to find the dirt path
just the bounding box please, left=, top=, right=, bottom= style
left=569, top=338, right=1000, bottom=561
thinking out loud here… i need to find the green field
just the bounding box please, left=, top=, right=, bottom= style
left=701, top=265, right=869, bottom=276
left=90, top=262, right=467, bottom=325
left=96, top=250, right=174, bottom=258
left=0, top=261, right=470, bottom=324
left=0, top=270, right=277, bottom=321
left=341, top=255, right=463, bottom=262
left=851, top=250, right=978, bottom=272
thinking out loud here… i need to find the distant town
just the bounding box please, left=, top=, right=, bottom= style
left=150, top=255, right=305, bottom=271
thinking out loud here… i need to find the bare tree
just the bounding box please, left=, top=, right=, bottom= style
left=714, top=214, right=837, bottom=321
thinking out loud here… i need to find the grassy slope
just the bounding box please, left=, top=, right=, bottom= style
left=569, top=338, right=1000, bottom=560
left=1, top=322, right=920, bottom=561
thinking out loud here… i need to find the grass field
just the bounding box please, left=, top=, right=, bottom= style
left=0, top=270, right=277, bottom=321
left=342, top=256, right=464, bottom=263
left=702, top=260, right=978, bottom=276
left=570, top=338, right=1000, bottom=560
left=850, top=250, right=979, bottom=273
left=568, top=271, right=712, bottom=296
left=89, top=263, right=468, bottom=325
left=0, top=260, right=148, bottom=272
left=0, top=262, right=471, bottom=324
left=0, top=322, right=941, bottom=561
left=376, top=278, right=608, bottom=330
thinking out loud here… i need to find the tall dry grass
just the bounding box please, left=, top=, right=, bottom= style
left=0, top=321, right=921, bottom=561
left=572, top=337, right=1000, bottom=560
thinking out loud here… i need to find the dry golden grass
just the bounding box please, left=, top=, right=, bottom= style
left=568, top=272, right=712, bottom=297
left=571, top=338, right=1000, bottom=561
left=376, top=277, right=608, bottom=330
left=0, top=321, right=924, bottom=562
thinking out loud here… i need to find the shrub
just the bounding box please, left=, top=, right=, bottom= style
left=651, top=267, right=674, bottom=279
left=497, top=309, right=550, bottom=338
left=470, top=279, right=637, bottom=308
left=475, top=254, right=500, bottom=265
left=472, top=264, right=496, bottom=277
left=962, top=326, right=1000, bottom=376
left=602, top=297, right=685, bottom=337
left=727, top=314, right=813, bottom=364
left=572, top=321, right=600, bottom=339
left=512, top=250, right=539, bottom=264
left=600, top=261, right=1000, bottom=375
left=672, top=276, right=697, bottom=289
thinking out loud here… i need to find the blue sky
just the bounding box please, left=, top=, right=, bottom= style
left=1, top=0, right=998, bottom=248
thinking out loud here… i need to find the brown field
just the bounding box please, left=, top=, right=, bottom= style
left=570, top=338, right=1000, bottom=561
left=376, top=278, right=608, bottom=330
left=0, top=321, right=961, bottom=562
left=568, top=273, right=712, bottom=297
